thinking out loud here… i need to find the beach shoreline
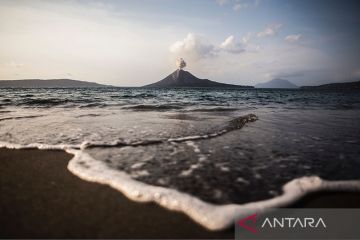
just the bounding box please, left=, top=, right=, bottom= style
left=1, top=148, right=359, bottom=239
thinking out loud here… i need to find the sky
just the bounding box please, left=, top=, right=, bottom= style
left=0, top=0, right=360, bottom=86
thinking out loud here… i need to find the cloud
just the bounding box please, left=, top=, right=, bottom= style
left=233, top=3, right=248, bottom=11
left=242, top=32, right=253, bottom=44
left=270, top=70, right=306, bottom=79
left=217, top=0, right=259, bottom=9
left=216, top=0, right=228, bottom=6
left=257, top=24, right=282, bottom=37
left=220, top=35, right=245, bottom=53
left=285, top=34, right=302, bottom=42
left=170, top=34, right=246, bottom=60
left=170, top=33, right=336, bottom=86
left=169, top=33, right=216, bottom=60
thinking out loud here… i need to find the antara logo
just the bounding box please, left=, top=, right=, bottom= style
left=261, top=217, right=326, bottom=228
left=238, top=214, right=326, bottom=233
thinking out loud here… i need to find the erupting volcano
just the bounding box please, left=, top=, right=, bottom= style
left=144, top=58, right=253, bottom=88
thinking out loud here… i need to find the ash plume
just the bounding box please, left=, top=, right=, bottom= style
left=176, top=58, right=186, bottom=70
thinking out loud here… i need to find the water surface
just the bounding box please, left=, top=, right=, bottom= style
left=1, top=87, right=359, bottom=204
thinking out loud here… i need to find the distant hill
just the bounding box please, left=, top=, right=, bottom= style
left=144, top=69, right=253, bottom=88
left=0, top=79, right=112, bottom=88
left=255, top=79, right=298, bottom=89
left=300, top=80, right=360, bottom=90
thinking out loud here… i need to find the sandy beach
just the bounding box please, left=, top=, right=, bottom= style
left=0, top=148, right=233, bottom=239
left=1, top=148, right=360, bottom=238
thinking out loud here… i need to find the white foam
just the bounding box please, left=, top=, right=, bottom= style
left=1, top=141, right=360, bottom=231
left=0, top=141, right=80, bottom=150
left=65, top=148, right=360, bottom=231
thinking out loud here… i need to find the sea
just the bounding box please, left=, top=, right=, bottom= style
left=1, top=87, right=360, bottom=230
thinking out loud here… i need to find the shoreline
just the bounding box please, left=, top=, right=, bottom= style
left=1, top=148, right=360, bottom=238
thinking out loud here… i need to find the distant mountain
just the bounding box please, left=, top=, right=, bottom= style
left=144, top=69, right=253, bottom=88
left=0, top=79, right=112, bottom=88
left=255, top=79, right=298, bottom=89
left=300, top=80, right=360, bottom=90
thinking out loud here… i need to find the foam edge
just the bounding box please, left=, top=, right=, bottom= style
left=65, top=148, right=360, bottom=231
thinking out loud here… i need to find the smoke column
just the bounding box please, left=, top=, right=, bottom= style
left=176, top=58, right=186, bottom=70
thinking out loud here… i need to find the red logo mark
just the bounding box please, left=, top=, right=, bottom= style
left=238, top=213, right=258, bottom=234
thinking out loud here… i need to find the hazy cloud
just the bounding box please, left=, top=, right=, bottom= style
left=169, top=33, right=216, bottom=60
left=271, top=71, right=306, bottom=79
left=285, top=34, right=302, bottom=42
left=216, top=0, right=259, bottom=10
left=220, top=35, right=245, bottom=53
left=233, top=3, right=248, bottom=11
left=216, top=0, right=229, bottom=6
left=257, top=24, right=282, bottom=37
left=242, top=32, right=253, bottom=44
left=170, top=34, right=246, bottom=59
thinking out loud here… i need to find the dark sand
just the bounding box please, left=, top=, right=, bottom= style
left=1, top=148, right=360, bottom=239
left=0, top=148, right=232, bottom=239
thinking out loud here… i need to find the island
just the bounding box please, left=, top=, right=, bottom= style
left=255, top=78, right=298, bottom=89
left=300, top=80, right=360, bottom=90
left=0, top=79, right=112, bottom=88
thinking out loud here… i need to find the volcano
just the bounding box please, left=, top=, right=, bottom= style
left=255, top=78, right=298, bottom=88
left=144, top=69, right=253, bottom=88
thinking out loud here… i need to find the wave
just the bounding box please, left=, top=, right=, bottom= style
left=119, top=93, right=158, bottom=98
left=80, top=114, right=258, bottom=148
left=18, top=98, right=70, bottom=107
left=0, top=110, right=12, bottom=114
left=186, top=107, right=239, bottom=112
left=0, top=115, right=44, bottom=122
left=78, top=102, right=127, bottom=108
left=75, top=113, right=102, bottom=118
left=78, top=103, right=107, bottom=108
left=122, top=104, right=183, bottom=111
left=67, top=150, right=360, bottom=230
left=122, top=105, right=244, bottom=112
left=1, top=140, right=360, bottom=231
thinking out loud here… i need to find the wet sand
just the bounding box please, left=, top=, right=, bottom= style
left=290, top=191, right=360, bottom=208
left=0, top=148, right=232, bottom=239
left=1, top=148, right=359, bottom=239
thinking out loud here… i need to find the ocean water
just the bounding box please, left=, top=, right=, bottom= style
left=1, top=87, right=360, bottom=229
